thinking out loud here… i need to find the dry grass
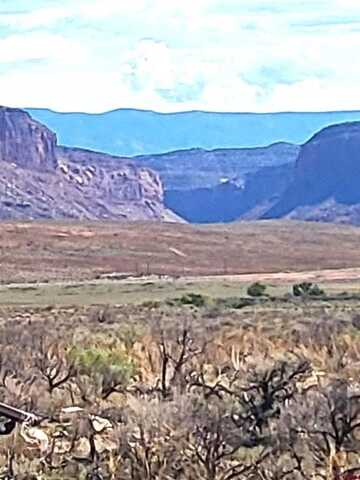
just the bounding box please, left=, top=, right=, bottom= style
left=1, top=219, right=360, bottom=283
left=0, top=300, right=359, bottom=478
left=0, top=277, right=359, bottom=306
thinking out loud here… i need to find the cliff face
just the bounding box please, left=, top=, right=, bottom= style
left=165, top=182, right=245, bottom=223
left=0, top=107, right=179, bottom=222
left=134, top=143, right=300, bottom=190
left=0, top=107, right=58, bottom=171
left=171, top=120, right=360, bottom=225
left=165, top=163, right=294, bottom=223
left=136, top=142, right=299, bottom=223
left=56, top=147, right=164, bottom=204
left=261, top=122, right=360, bottom=224
left=6, top=105, right=360, bottom=226
left=295, top=122, right=360, bottom=204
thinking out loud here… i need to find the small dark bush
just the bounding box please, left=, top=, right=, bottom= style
left=247, top=282, right=267, bottom=297
left=167, top=293, right=208, bottom=308
left=292, top=282, right=325, bottom=297
left=90, top=305, right=116, bottom=324
left=142, top=300, right=162, bottom=309
left=180, top=293, right=208, bottom=307
left=352, top=314, right=360, bottom=330
left=216, top=297, right=256, bottom=309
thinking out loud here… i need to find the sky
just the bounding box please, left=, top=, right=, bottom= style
left=0, top=0, right=360, bottom=113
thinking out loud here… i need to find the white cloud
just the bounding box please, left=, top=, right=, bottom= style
left=0, top=0, right=158, bottom=28
left=0, top=33, right=87, bottom=64
left=0, top=6, right=70, bottom=29
left=77, top=0, right=148, bottom=19
left=1, top=0, right=360, bottom=112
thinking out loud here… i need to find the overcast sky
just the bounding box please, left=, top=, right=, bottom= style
left=1, top=0, right=360, bottom=113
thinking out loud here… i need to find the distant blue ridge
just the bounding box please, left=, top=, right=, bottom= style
left=26, top=108, right=360, bottom=157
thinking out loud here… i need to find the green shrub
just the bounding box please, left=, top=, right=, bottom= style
left=247, top=282, right=267, bottom=297
left=167, top=293, right=208, bottom=308
left=181, top=293, right=208, bottom=307
left=71, top=345, right=135, bottom=387
left=292, top=282, right=325, bottom=297
left=310, top=284, right=325, bottom=296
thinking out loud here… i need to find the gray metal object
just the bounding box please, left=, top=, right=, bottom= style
left=0, top=402, right=39, bottom=427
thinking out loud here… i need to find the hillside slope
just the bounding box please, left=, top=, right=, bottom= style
left=1, top=220, right=360, bottom=283
left=261, top=122, right=360, bottom=224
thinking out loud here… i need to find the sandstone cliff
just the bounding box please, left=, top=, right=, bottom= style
left=0, top=107, right=180, bottom=222
left=0, top=107, right=57, bottom=171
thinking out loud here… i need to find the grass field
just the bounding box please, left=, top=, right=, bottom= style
left=1, top=276, right=360, bottom=306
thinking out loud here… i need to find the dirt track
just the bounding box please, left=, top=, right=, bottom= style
left=1, top=266, right=360, bottom=292
left=196, top=267, right=360, bottom=284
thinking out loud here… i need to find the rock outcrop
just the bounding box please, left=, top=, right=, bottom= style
left=6, top=105, right=360, bottom=226
left=0, top=107, right=58, bottom=171
left=261, top=122, right=360, bottom=224
left=139, top=142, right=299, bottom=224
left=165, top=163, right=294, bottom=223
left=0, top=106, right=180, bottom=222
left=134, top=142, right=300, bottom=190
left=167, top=121, right=360, bottom=225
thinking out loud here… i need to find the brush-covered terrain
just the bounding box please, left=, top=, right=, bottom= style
left=1, top=288, right=360, bottom=479
left=0, top=220, right=359, bottom=479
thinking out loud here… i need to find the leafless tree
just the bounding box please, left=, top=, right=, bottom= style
left=34, top=337, right=76, bottom=394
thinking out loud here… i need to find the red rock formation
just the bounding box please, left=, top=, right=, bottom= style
left=0, top=107, right=58, bottom=171
left=0, top=106, right=181, bottom=222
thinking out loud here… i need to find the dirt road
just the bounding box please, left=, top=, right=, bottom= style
left=1, top=266, right=360, bottom=292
